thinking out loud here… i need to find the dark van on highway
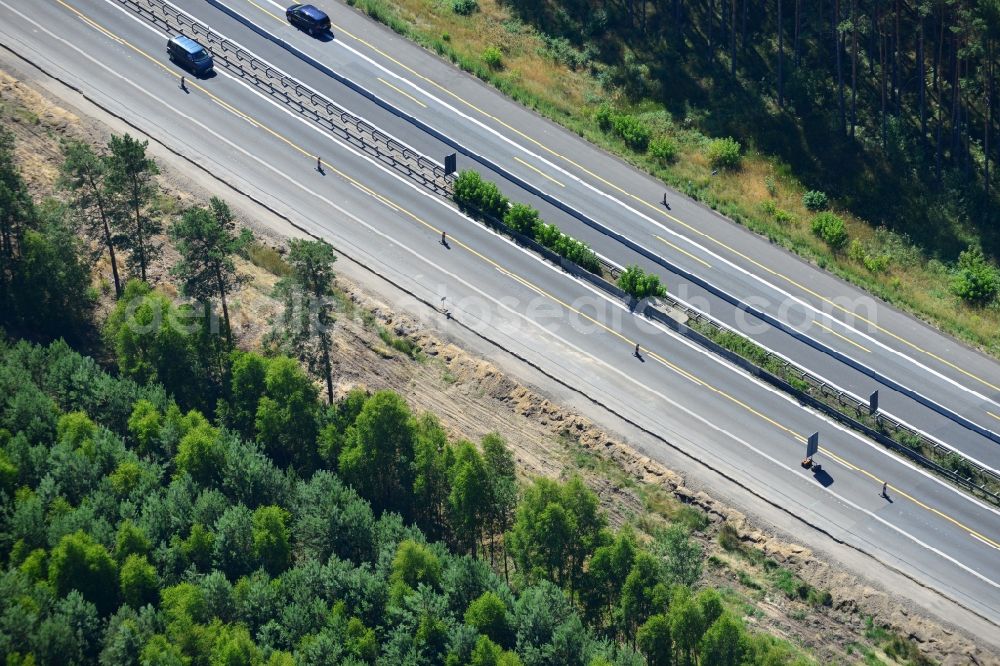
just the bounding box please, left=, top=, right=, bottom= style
left=167, top=35, right=214, bottom=76
left=286, top=4, right=331, bottom=35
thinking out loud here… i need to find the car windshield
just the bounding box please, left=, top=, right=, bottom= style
left=191, top=48, right=210, bottom=61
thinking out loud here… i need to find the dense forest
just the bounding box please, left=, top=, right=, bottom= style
left=500, top=0, right=999, bottom=260
left=0, top=126, right=824, bottom=664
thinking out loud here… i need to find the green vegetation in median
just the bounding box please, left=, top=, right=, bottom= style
left=617, top=264, right=667, bottom=300
left=453, top=169, right=601, bottom=274
left=687, top=317, right=1000, bottom=501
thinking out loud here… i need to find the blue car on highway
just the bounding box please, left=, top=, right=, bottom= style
left=167, top=35, right=214, bottom=76
left=286, top=4, right=331, bottom=36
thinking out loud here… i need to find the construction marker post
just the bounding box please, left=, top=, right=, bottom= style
left=802, top=432, right=819, bottom=468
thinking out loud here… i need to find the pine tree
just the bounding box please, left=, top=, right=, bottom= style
left=60, top=140, right=122, bottom=297
left=106, top=134, right=160, bottom=282
left=272, top=239, right=337, bottom=404
left=170, top=197, right=253, bottom=345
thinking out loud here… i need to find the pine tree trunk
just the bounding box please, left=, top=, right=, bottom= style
left=850, top=0, right=858, bottom=138
left=793, top=0, right=801, bottom=66
left=919, top=11, right=926, bottom=136
left=502, top=536, right=509, bottom=584
left=708, top=0, right=715, bottom=53
left=102, top=216, right=121, bottom=298
left=0, top=224, right=11, bottom=307
left=987, top=43, right=994, bottom=198
left=951, top=35, right=960, bottom=159
left=835, top=0, right=846, bottom=134
left=934, top=4, right=944, bottom=94
left=892, top=0, right=900, bottom=111
left=321, top=334, right=334, bottom=405
left=730, top=0, right=738, bottom=76
left=215, top=264, right=232, bottom=346
left=741, top=0, right=748, bottom=54
left=86, top=173, right=121, bottom=298
left=936, top=104, right=943, bottom=183
left=133, top=196, right=146, bottom=282
left=777, top=0, right=784, bottom=109
left=879, top=6, right=887, bottom=147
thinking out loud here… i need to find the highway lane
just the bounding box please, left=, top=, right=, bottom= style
left=194, top=0, right=1000, bottom=467
left=5, top=0, right=1000, bottom=625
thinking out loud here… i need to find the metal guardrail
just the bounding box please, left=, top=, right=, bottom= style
left=599, top=261, right=999, bottom=504
left=653, top=289, right=1000, bottom=505
left=115, top=0, right=454, bottom=197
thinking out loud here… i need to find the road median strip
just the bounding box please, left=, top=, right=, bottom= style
left=454, top=170, right=1000, bottom=508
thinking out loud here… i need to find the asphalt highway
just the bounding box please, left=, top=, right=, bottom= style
left=2, top=0, right=999, bottom=626
left=173, top=0, right=1000, bottom=471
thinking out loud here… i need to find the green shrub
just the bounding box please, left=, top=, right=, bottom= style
left=617, top=265, right=667, bottom=300
left=248, top=243, right=292, bottom=277
left=453, top=169, right=484, bottom=212
left=504, top=203, right=540, bottom=236
left=802, top=190, right=829, bottom=211
left=807, top=587, right=833, bottom=607
left=593, top=106, right=652, bottom=152
left=773, top=209, right=794, bottom=225
left=378, top=327, right=422, bottom=359
left=456, top=171, right=599, bottom=273
left=450, top=0, right=478, bottom=15
left=717, top=523, right=741, bottom=552
left=941, top=452, right=975, bottom=479
left=951, top=246, right=1000, bottom=306
left=848, top=238, right=890, bottom=273
left=595, top=104, right=614, bottom=131
left=611, top=114, right=651, bottom=152
left=482, top=46, right=503, bottom=70
left=771, top=568, right=809, bottom=600
left=765, top=175, right=777, bottom=196
left=706, top=137, right=742, bottom=170
left=543, top=35, right=595, bottom=71
left=535, top=222, right=601, bottom=273
left=453, top=170, right=509, bottom=221
left=896, top=431, right=924, bottom=451
left=648, top=137, right=678, bottom=165
left=759, top=200, right=777, bottom=216
left=811, top=212, right=848, bottom=251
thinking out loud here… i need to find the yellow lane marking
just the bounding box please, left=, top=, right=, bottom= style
left=245, top=0, right=283, bottom=21
left=378, top=76, right=426, bottom=107
left=317, top=11, right=1000, bottom=398
left=813, top=320, right=871, bottom=354
left=654, top=234, right=711, bottom=269
left=822, top=446, right=1000, bottom=550
left=970, top=532, right=1000, bottom=551
left=513, top=156, right=565, bottom=187
left=65, top=0, right=1000, bottom=554
left=987, top=411, right=1000, bottom=423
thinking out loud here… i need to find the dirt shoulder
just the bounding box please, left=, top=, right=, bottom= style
left=2, top=51, right=997, bottom=665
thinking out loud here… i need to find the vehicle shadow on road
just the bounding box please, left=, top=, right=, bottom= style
left=812, top=467, right=834, bottom=487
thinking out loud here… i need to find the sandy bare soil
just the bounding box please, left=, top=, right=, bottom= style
left=2, top=58, right=996, bottom=665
